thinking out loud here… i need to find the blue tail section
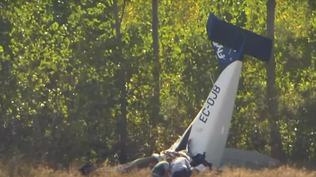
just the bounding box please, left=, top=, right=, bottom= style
left=212, top=42, right=238, bottom=71
left=206, top=12, right=272, bottom=62
left=212, top=33, right=246, bottom=71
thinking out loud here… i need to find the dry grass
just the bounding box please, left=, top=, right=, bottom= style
left=0, top=161, right=316, bottom=177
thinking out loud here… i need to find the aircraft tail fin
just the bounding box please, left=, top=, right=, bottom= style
left=207, top=12, right=272, bottom=62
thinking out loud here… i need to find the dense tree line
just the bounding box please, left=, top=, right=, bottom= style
left=0, top=0, right=315, bottom=169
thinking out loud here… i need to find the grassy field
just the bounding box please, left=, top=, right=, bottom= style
left=0, top=162, right=316, bottom=177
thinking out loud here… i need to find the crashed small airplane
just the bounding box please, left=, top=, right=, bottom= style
left=79, top=12, right=275, bottom=175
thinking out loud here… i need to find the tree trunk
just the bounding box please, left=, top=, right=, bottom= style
left=151, top=0, right=161, bottom=152
left=266, top=0, right=285, bottom=161
left=113, top=0, right=127, bottom=163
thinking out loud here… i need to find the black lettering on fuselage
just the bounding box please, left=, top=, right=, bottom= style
left=211, top=90, right=218, bottom=99
left=213, top=85, right=220, bottom=94
left=199, top=114, right=208, bottom=123
left=199, top=84, right=221, bottom=124
left=207, top=97, right=214, bottom=106
left=202, top=107, right=210, bottom=117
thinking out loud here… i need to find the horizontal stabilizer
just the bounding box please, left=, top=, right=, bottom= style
left=206, top=13, right=272, bottom=62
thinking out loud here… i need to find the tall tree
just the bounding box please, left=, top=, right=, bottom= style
left=151, top=0, right=160, bottom=151
left=113, top=0, right=128, bottom=163
left=266, top=0, right=285, bottom=161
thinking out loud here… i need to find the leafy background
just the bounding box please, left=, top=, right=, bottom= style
left=0, top=0, right=315, bottom=171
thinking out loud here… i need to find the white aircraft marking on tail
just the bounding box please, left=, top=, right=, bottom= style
left=212, top=42, right=226, bottom=60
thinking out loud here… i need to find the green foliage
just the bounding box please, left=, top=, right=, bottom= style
left=0, top=0, right=315, bottom=168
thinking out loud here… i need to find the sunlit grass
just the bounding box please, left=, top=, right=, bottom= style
left=0, top=160, right=315, bottom=177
